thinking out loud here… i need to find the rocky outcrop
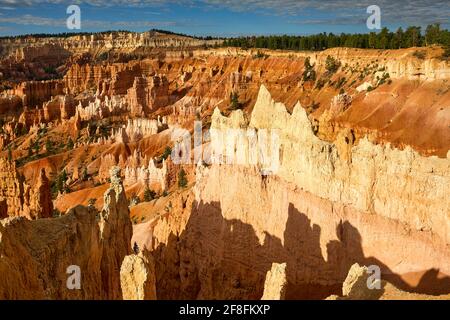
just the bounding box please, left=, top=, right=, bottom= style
left=17, top=44, right=69, bottom=62
left=0, top=95, right=23, bottom=115
left=0, top=167, right=132, bottom=299
left=238, top=85, right=449, bottom=244
left=148, top=85, right=449, bottom=300
left=126, top=75, right=169, bottom=116
left=0, top=158, right=27, bottom=217
left=0, top=199, right=7, bottom=219
left=76, top=96, right=127, bottom=121
left=304, top=47, right=450, bottom=81
left=43, top=95, right=76, bottom=122
left=124, top=158, right=168, bottom=192
left=98, top=154, right=117, bottom=182
left=7, top=80, right=64, bottom=108
left=0, top=159, right=54, bottom=220
left=327, top=263, right=450, bottom=300
left=0, top=31, right=220, bottom=61
left=261, top=263, right=287, bottom=300
left=340, top=263, right=381, bottom=300
left=120, top=250, right=157, bottom=300
left=30, top=168, right=53, bottom=219
left=64, top=60, right=142, bottom=96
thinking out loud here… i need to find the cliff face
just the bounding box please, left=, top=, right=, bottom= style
left=247, top=85, right=450, bottom=244
left=297, top=47, right=450, bottom=81
left=126, top=75, right=170, bottom=116
left=0, top=167, right=132, bottom=299
left=147, top=85, right=449, bottom=300
left=0, top=31, right=221, bottom=61
left=0, top=158, right=26, bottom=217
left=202, top=47, right=450, bottom=81
left=0, top=159, right=53, bottom=219
left=261, top=263, right=288, bottom=300
left=8, top=80, right=64, bottom=108
left=120, top=251, right=157, bottom=300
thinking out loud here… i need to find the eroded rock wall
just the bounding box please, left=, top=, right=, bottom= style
left=0, top=167, right=132, bottom=299
left=213, top=85, right=450, bottom=244
left=148, top=85, right=450, bottom=300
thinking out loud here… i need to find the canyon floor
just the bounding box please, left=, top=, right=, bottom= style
left=0, top=31, right=449, bottom=300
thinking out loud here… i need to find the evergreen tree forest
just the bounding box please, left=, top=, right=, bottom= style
left=222, top=24, right=450, bottom=54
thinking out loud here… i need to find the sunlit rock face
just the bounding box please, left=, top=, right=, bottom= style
left=0, top=159, right=53, bottom=220
left=120, top=250, right=157, bottom=300
left=147, top=85, right=449, bottom=300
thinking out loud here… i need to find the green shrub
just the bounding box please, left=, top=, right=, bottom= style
left=335, top=77, right=347, bottom=89
left=45, top=139, right=53, bottom=152
left=254, top=50, right=268, bottom=59
left=315, top=78, right=326, bottom=89
left=413, top=50, right=426, bottom=59
left=230, top=92, right=241, bottom=110
left=130, top=193, right=140, bottom=207
left=161, top=146, right=172, bottom=161
left=302, top=57, right=316, bottom=82
left=325, top=55, right=341, bottom=73
left=178, top=168, right=188, bottom=188
left=144, top=187, right=156, bottom=202
left=440, top=47, right=450, bottom=60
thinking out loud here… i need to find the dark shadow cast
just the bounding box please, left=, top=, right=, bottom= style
left=151, top=200, right=450, bottom=300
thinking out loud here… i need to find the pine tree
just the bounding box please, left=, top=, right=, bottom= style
left=230, top=92, right=240, bottom=110
left=302, top=57, right=316, bottom=81
left=178, top=168, right=188, bottom=188
left=161, top=146, right=172, bottom=161
left=45, top=139, right=53, bottom=152
left=325, top=55, right=340, bottom=73
left=67, top=137, right=74, bottom=150
left=81, top=167, right=88, bottom=181
left=425, top=23, right=441, bottom=46
left=144, top=187, right=156, bottom=202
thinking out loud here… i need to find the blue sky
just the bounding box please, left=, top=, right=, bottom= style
left=0, top=1, right=448, bottom=37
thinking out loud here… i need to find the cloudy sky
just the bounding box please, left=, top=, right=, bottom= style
left=0, top=0, right=448, bottom=37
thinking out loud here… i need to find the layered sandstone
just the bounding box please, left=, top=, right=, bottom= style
left=147, top=85, right=449, bottom=300
left=328, top=263, right=450, bottom=300
left=120, top=250, right=157, bottom=300
left=30, top=168, right=53, bottom=219
left=214, top=85, right=450, bottom=244
left=126, top=75, right=170, bottom=116
left=0, top=31, right=221, bottom=61
left=0, top=159, right=53, bottom=220
left=7, top=80, right=64, bottom=108
left=0, top=167, right=132, bottom=299
left=0, top=158, right=27, bottom=217
left=261, top=263, right=288, bottom=300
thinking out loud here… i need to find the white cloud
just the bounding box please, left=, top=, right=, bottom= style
left=0, top=0, right=448, bottom=26
left=0, top=13, right=179, bottom=28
